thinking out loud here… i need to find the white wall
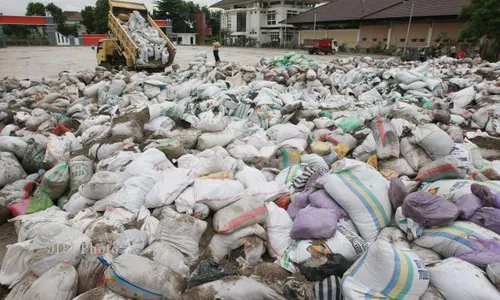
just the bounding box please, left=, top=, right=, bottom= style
left=176, top=33, right=196, bottom=45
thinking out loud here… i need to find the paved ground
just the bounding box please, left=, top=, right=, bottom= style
left=0, top=45, right=389, bottom=79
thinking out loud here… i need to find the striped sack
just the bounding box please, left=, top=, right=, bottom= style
left=414, top=220, right=500, bottom=258
left=314, top=276, right=343, bottom=300
left=318, top=159, right=392, bottom=242
left=342, top=239, right=429, bottom=300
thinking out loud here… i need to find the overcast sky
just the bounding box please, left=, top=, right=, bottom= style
left=0, top=0, right=218, bottom=15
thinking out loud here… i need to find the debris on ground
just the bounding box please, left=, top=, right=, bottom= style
left=1, top=50, right=500, bottom=299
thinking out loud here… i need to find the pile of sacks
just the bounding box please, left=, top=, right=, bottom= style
left=119, top=10, right=169, bottom=65
left=0, top=51, right=500, bottom=300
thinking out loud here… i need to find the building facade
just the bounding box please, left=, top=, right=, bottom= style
left=286, top=0, right=469, bottom=50
left=211, top=0, right=321, bottom=47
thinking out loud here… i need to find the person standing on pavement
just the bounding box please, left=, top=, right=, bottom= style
left=213, top=40, right=221, bottom=63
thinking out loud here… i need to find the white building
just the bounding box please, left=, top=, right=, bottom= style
left=211, top=0, right=321, bottom=47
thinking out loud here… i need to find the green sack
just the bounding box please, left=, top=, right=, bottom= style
left=38, top=162, right=69, bottom=200
left=26, top=192, right=53, bottom=214
left=338, top=117, right=363, bottom=133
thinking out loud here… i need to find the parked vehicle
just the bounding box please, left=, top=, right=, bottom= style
left=304, top=39, right=339, bottom=55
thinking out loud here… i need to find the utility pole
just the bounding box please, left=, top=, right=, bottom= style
left=403, top=1, right=414, bottom=56
left=313, top=9, right=317, bottom=40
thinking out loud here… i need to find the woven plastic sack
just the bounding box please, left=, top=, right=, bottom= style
left=342, top=239, right=429, bottom=299
left=318, top=159, right=392, bottom=242
left=414, top=221, right=500, bottom=258
left=23, top=261, right=77, bottom=300
left=38, top=162, right=69, bottom=200
left=416, top=157, right=466, bottom=182
left=371, top=116, right=400, bottom=159
left=427, top=258, right=500, bottom=300
left=102, top=254, right=185, bottom=300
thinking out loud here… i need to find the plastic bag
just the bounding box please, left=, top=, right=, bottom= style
left=26, top=192, right=53, bottom=214
left=298, top=253, right=351, bottom=282
left=187, top=260, right=232, bottom=289
left=402, top=192, right=459, bottom=227
left=290, top=205, right=338, bottom=240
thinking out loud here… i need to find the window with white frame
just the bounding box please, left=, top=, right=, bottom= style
left=226, top=14, right=232, bottom=30
left=287, top=10, right=298, bottom=19
left=267, top=11, right=276, bottom=25
left=270, top=32, right=280, bottom=41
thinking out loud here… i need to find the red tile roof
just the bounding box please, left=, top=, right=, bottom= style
left=63, top=11, right=83, bottom=22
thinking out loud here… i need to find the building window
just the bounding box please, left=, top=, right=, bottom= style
left=226, top=15, right=232, bottom=30
left=267, top=11, right=276, bottom=25
left=286, top=10, right=297, bottom=19
left=270, top=1, right=280, bottom=5
left=270, top=32, right=280, bottom=41
left=285, top=32, right=293, bottom=42
left=237, top=11, right=246, bottom=32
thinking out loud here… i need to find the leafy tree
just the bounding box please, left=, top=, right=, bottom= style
left=81, top=6, right=96, bottom=33
left=460, top=0, right=500, bottom=59
left=93, top=0, right=109, bottom=34
left=207, top=10, right=221, bottom=37
left=45, top=2, right=78, bottom=36
left=26, top=2, right=46, bottom=16
left=155, top=0, right=199, bottom=33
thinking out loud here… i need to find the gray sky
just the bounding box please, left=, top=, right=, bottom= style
left=0, top=0, right=218, bottom=15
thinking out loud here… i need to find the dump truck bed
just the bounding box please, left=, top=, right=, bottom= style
left=108, top=0, right=176, bottom=69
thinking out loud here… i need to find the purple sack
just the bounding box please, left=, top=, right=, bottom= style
left=290, top=205, right=338, bottom=240
left=456, top=194, right=482, bottom=219
left=402, top=192, right=459, bottom=227
left=471, top=184, right=494, bottom=207
left=287, top=189, right=314, bottom=220
left=388, top=177, right=408, bottom=209
left=495, top=193, right=500, bottom=209
left=309, top=190, right=347, bottom=218
left=457, top=236, right=500, bottom=269
left=469, top=207, right=500, bottom=235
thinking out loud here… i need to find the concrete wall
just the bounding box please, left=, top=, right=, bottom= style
left=432, top=21, right=464, bottom=42
left=359, top=24, right=387, bottom=48
left=176, top=33, right=197, bottom=45
left=296, top=20, right=465, bottom=49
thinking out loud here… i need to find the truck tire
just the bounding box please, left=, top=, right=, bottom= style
left=308, top=49, right=315, bottom=55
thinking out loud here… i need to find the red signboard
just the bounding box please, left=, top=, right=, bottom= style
left=154, top=20, right=167, bottom=27
left=82, top=34, right=109, bottom=46
left=0, top=16, right=47, bottom=25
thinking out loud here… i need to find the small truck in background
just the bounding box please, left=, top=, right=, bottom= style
left=304, top=39, right=339, bottom=55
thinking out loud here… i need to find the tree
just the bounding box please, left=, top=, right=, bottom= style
left=207, top=10, right=221, bottom=37
left=26, top=2, right=46, bottom=16
left=81, top=6, right=96, bottom=33
left=93, top=0, right=109, bottom=34
left=460, top=0, right=500, bottom=59
left=155, top=0, right=199, bottom=33
left=45, top=2, right=78, bottom=36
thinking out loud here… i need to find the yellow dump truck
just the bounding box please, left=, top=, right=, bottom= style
left=96, top=0, right=176, bottom=71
